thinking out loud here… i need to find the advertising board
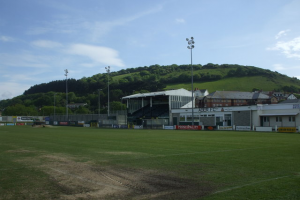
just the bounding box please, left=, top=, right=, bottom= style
left=134, top=125, right=143, bottom=129
left=278, top=127, right=296, bottom=133
left=176, top=125, right=202, bottom=130
left=236, top=126, right=251, bottom=131
left=164, top=126, right=174, bottom=130
left=0, top=123, right=5, bottom=126
left=78, top=121, right=85, bottom=125
left=112, top=124, right=128, bottom=129
left=59, top=122, right=68, bottom=126
left=218, top=126, right=233, bottom=130
left=16, top=123, right=25, bottom=126
left=69, top=121, right=76, bottom=126
left=256, top=127, right=272, bottom=132
left=17, top=116, right=33, bottom=122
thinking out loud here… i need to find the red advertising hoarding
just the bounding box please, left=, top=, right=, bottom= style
left=16, top=123, right=25, bottom=126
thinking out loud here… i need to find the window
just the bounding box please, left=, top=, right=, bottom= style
left=276, top=117, right=282, bottom=122
left=187, top=116, right=193, bottom=121
left=289, top=116, right=295, bottom=122
left=263, top=117, right=269, bottom=122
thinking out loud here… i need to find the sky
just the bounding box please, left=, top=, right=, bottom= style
left=1, top=0, right=300, bottom=100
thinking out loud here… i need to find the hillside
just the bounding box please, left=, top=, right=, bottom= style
left=1, top=63, right=300, bottom=115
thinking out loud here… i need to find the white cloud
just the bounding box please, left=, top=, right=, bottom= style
left=31, top=40, right=63, bottom=48
left=0, top=82, right=30, bottom=100
left=0, top=35, right=14, bottom=42
left=271, top=64, right=300, bottom=71
left=175, top=18, right=185, bottom=23
left=0, top=53, right=50, bottom=68
left=66, top=44, right=125, bottom=67
left=275, top=29, right=290, bottom=40
left=267, top=36, right=300, bottom=59
left=273, top=64, right=285, bottom=70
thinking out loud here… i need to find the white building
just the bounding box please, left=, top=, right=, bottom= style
left=171, top=102, right=300, bottom=130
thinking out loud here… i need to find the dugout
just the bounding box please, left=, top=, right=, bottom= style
left=122, top=89, right=193, bottom=125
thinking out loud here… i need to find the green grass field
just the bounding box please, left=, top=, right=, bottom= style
left=165, top=76, right=291, bottom=92
left=0, top=126, right=299, bottom=200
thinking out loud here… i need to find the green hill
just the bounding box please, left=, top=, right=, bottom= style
left=1, top=63, right=300, bottom=115
left=166, top=75, right=299, bottom=92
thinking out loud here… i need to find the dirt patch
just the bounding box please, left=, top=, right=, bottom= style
left=18, top=154, right=214, bottom=199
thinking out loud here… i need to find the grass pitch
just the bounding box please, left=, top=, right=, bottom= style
left=0, top=126, right=299, bottom=199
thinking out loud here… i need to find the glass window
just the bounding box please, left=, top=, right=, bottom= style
left=289, top=116, right=295, bottom=122
left=263, top=117, right=269, bottom=122
left=187, top=116, right=193, bottom=121
left=276, top=117, right=282, bottom=122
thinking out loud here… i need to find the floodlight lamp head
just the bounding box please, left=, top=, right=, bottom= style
left=187, top=46, right=191, bottom=49
left=186, top=38, right=189, bottom=41
left=191, top=45, right=195, bottom=48
left=191, top=36, right=194, bottom=40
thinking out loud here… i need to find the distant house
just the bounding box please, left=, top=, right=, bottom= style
left=261, top=91, right=297, bottom=101
left=193, top=88, right=209, bottom=98
left=67, top=103, right=87, bottom=109
left=194, top=89, right=209, bottom=108
left=286, top=94, right=297, bottom=100
left=198, top=91, right=276, bottom=108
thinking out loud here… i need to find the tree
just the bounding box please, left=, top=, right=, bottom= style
left=110, top=101, right=126, bottom=111
left=140, top=70, right=150, bottom=76
left=2, top=104, right=38, bottom=116
left=75, top=106, right=90, bottom=114
left=110, top=89, right=124, bottom=102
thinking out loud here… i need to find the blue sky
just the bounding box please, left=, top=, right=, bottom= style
left=1, top=0, right=300, bottom=100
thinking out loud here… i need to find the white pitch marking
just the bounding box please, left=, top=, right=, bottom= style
left=213, top=175, right=291, bottom=194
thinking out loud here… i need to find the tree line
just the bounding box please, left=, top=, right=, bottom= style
left=1, top=63, right=300, bottom=116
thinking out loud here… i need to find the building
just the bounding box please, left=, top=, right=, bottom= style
left=261, top=91, right=297, bottom=101
left=122, top=89, right=193, bottom=125
left=171, top=102, right=300, bottom=130
left=122, top=89, right=300, bottom=130
left=193, top=88, right=209, bottom=98
left=197, top=91, right=277, bottom=108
